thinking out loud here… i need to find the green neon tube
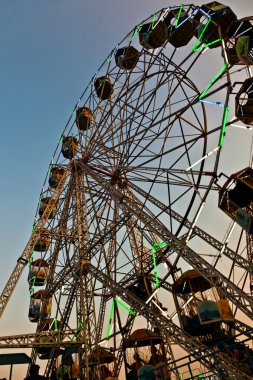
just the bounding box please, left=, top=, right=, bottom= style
left=175, top=5, right=184, bottom=28
left=152, top=242, right=169, bottom=287
left=78, top=320, right=84, bottom=329
left=29, top=283, right=35, bottom=296
left=219, top=106, right=229, bottom=148
left=115, top=298, right=135, bottom=315
left=32, top=275, right=36, bottom=287
left=58, top=135, right=63, bottom=144
left=151, top=13, right=156, bottom=30
left=152, top=247, right=160, bottom=288
left=54, top=319, right=59, bottom=342
left=28, top=252, right=34, bottom=267
left=199, top=63, right=228, bottom=100
left=130, top=22, right=143, bottom=42
left=194, top=38, right=221, bottom=52
left=192, top=18, right=211, bottom=52
left=71, top=320, right=84, bottom=341
left=47, top=164, right=52, bottom=174
left=37, top=193, right=44, bottom=206
left=32, top=221, right=38, bottom=234
left=106, top=300, right=115, bottom=339
left=153, top=242, right=169, bottom=248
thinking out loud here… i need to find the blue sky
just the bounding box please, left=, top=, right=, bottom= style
left=0, top=0, right=252, bottom=378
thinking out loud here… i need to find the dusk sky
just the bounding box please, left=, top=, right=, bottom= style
left=0, top=0, right=252, bottom=378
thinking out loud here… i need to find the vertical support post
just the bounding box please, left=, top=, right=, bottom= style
left=9, top=364, right=13, bottom=380
left=188, top=360, right=194, bottom=378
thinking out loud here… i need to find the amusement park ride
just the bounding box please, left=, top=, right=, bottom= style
left=1, top=2, right=253, bottom=379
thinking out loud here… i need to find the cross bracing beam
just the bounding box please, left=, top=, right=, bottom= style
left=150, top=274, right=253, bottom=342
left=130, top=181, right=253, bottom=277
left=44, top=284, right=78, bottom=377
left=82, top=164, right=253, bottom=322
left=0, top=330, right=82, bottom=349
left=89, top=263, right=251, bottom=380
left=0, top=164, right=71, bottom=318
left=34, top=162, right=253, bottom=330
left=112, top=314, right=136, bottom=378
left=29, top=177, right=76, bottom=372
left=45, top=211, right=133, bottom=296
left=85, top=178, right=251, bottom=298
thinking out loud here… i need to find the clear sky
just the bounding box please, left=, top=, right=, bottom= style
left=0, top=0, right=252, bottom=379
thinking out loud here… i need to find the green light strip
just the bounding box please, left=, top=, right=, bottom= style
left=153, top=242, right=169, bottom=248
left=197, top=18, right=211, bottom=41
left=106, top=298, right=136, bottom=340
left=194, top=38, right=221, bottom=52
left=29, top=272, right=37, bottom=296
left=199, top=63, right=228, bottom=100
left=114, top=298, right=136, bottom=315
left=152, top=243, right=169, bottom=288
left=175, top=5, right=184, bottom=28
left=32, top=221, right=38, bottom=234
left=71, top=320, right=84, bottom=341
left=37, top=193, right=44, bottom=207
left=152, top=247, right=160, bottom=287
left=151, top=13, right=156, bottom=30
left=192, top=18, right=211, bottom=52
left=58, top=136, right=63, bottom=144
left=47, top=164, right=52, bottom=174
left=28, top=252, right=34, bottom=267
left=219, top=106, right=229, bottom=148
left=130, top=22, right=143, bottom=42
left=106, top=299, right=115, bottom=339
left=54, top=318, right=59, bottom=342
left=32, top=275, right=36, bottom=287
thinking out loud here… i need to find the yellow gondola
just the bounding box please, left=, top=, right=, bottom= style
left=76, top=107, right=93, bottom=131
left=34, top=229, right=51, bottom=252
left=173, top=270, right=234, bottom=340
left=95, top=77, right=113, bottom=100
left=61, top=136, right=78, bottom=159
left=28, top=259, right=49, bottom=286
left=49, top=166, right=66, bottom=188
left=28, top=290, right=52, bottom=323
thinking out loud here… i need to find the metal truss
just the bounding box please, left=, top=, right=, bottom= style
left=0, top=164, right=71, bottom=318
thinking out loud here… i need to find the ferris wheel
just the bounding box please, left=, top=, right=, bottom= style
left=1, top=2, right=253, bottom=380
